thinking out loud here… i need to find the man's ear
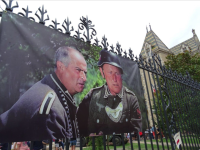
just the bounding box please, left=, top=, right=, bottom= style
left=99, top=67, right=105, bottom=79
left=56, top=61, right=64, bottom=71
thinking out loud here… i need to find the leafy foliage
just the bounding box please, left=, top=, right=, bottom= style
left=153, top=51, right=200, bottom=139
left=87, top=136, right=104, bottom=150
left=165, top=51, right=200, bottom=82
left=0, top=12, right=104, bottom=113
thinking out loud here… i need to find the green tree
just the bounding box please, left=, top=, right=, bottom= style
left=164, top=51, right=200, bottom=82
left=153, top=51, right=200, bottom=140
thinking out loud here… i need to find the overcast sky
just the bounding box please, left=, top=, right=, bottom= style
left=1, top=0, right=200, bottom=56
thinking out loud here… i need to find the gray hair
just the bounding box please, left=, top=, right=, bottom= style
left=55, top=46, right=78, bottom=67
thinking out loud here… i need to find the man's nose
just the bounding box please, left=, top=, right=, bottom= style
left=80, top=71, right=87, bottom=81
left=112, top=73, right=117, bottom=82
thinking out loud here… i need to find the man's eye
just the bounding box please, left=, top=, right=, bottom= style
left=116, top=72, right=121, bottom=76
left=76, top=69, right=81, bottom=72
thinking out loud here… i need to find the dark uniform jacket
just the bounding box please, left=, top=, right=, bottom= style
left=77, top=84, right=142, bottom=136
left=0, top=73, right=78, bottom=142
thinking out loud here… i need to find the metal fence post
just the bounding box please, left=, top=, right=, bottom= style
left=65, top=138, right=69, bottom=150
left=30, top=141, right=33, bottom=150
left=103, top=135, right=106, bottom=150
left=49, top=140, right=52, bottom=150
left=7, top=142, right=11, bottom=150
left=92, top=136, right=95, bottom=150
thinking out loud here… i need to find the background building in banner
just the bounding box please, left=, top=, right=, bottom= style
left=140, top=26, right=200, bottom=126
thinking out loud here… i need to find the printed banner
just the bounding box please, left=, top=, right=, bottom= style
left=0, top=12, right=146, bottom=142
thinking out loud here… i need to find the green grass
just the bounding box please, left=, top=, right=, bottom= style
left=83, top=137, right=199, bottom=150
left=83, top=142, right=174, bottom=150
left=151, top=136, right=200, bottom=145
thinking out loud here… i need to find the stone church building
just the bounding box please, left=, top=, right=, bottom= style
left=139, top=27, right=200, bottom=126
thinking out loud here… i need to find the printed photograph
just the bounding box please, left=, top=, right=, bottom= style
left=0, top=12, right=146, bottom=142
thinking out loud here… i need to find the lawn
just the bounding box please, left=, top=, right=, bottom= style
left=82, top=137, right=199, bottom=150
left=83, top=142, right=174, bottom=150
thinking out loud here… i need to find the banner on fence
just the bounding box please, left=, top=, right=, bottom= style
left=0, top=12, right=146, bottom=142
left=174, top=132, right=182, bottom=149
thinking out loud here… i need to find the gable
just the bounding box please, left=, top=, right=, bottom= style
left=170, top=37, right=198, bottom=55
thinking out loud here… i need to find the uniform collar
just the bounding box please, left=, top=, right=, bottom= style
left=50, top=72, right=74, bottom=101
left=104, top=84, right=124, bottom=99
left=51, top=72, right=67, bottom=91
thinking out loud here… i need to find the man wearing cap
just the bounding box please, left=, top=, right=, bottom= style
left=0, top=46, right=87, bottom=142
left=77, top=49, right=142, bottom=136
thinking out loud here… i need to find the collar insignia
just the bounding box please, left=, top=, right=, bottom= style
left=104, top=84, right=124, bottom=99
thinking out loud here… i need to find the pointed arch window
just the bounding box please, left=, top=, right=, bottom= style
left=180, top=44, right=190, bottom=53
left=144, top=42, right=152, bottom=58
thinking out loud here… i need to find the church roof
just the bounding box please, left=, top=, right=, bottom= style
left=141, top=30, right=169, bottom=56
left=170, top=37, right=198, bottom=55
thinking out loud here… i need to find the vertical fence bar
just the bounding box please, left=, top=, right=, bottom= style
left=182, top=84, right=197, bottom=149
left=181, top=84, right=196, bottom=149
left=188, top=88, right=200, bottom=148
left=176, top=82, right=194, bottom=150
left=65, top=138, right=69, bottom=150
left=174, top=81, right=191, bottom=150
left=113, top=134, right=116, bottom=150
left=7, top=142, right=11, bottom=150
left=121, top=133, right=125, bottom=150
left=190, top=89, right=200, bottom=147
left=92, top=136, right=95, bottom=150
left=129, top=133, right=134, bottom=150
left=164, top=78, right=179, bottom=150
left=137, top=131, right=141, bottom=150
left=151, top=71, right=170, bottom=150
left=103, top=135, right=106, bottom=150
left=142, top=68, right=159, bottom=150
left=152, top=56, right=175, bottom=150
left=173, top=80, right=189, bottom=150
left=138, top=68, right=155, bottom=150
left=30, top=141, right=33, bottom=150
left=147, top=67, right=166, bottom=149
left=137, top=53, right=200, bottom=150
left=49, top=140, right=52, bottom=150
left=185, top=85, right=200, bottom=149
left=181, top=82, right=196, bottom=150
left=143, top=131, right=148, bottom=150
left=167, top=79, right=185, bottom=150
left=80, top=137, right=82, bottom=150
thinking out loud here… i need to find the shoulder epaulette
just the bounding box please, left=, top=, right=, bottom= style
left=84, top=85, right=104, bottom=99
left=39, top=91, right=56, bottom=115
left=92, top=85, right=104, bottom=91
left=125, top=87, right=135, bottom=96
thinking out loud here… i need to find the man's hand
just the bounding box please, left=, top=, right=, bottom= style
left=89, top=133, right=96, bottom=136
left=89, top=131, right=103, bottom=136
left=98, top=131, right=103, bottom=135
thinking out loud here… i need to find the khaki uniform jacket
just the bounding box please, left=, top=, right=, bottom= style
left=77, top=84, right=142, bottom=136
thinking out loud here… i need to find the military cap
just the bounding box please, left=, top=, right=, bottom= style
left=97, top=49, right=123, bottom=73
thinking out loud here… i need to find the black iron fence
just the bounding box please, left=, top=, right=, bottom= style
left=0, top=0, right=200, bottom=150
